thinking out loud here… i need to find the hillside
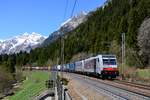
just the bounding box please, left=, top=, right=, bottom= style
left=31, top=0, right=149, bottom=67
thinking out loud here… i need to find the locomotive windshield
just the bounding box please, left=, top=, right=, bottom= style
left=103, top=59, right=116, bottom=65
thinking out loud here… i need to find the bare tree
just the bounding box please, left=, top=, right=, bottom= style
left=70, top=52, right=88, bottom=62
left=138, top=18, right=150, bottom=67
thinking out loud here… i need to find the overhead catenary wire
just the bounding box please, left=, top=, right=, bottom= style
left=62, top=0, right=78, bottom=22
left=60, top=0, right=78, bottom=83
left=61, top=0, right=79, bottom=73
left=71, top=0, right=78, bottom=18
left=57, top=0, right=79, bottom=99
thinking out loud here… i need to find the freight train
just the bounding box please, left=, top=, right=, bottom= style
left=58, top=54, right=119, bottom=79
left=22, top=66, right=49, bottom=70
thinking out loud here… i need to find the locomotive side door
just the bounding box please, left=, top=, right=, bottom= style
left=94, top=59, right=96, bottom=73
left=96, top=58, right=101, bottom=74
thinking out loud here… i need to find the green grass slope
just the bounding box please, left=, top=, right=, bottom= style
left=9, top=71, right=49, bottom=100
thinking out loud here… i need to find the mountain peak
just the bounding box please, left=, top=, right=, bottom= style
left=42, top=11, right=87, bottom=46
left=0, top=39, right=4, bottom=42
left=19, top=32, right=42, bottom=37
left=61, top=11, right=87, bottom=27
left=0, top=32, right=46, bottom=54
left=75, top=11, right=87, bottom=18
left=22, top=32, right=29, bottom=36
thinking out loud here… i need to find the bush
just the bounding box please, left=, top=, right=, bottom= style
left=0, top=67, right=14, bottom=95
left=15, top=71, right=25, bottom=82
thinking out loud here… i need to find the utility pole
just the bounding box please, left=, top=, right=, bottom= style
left=60, top=27, right=65, bottom=100
left=60, top=27, right=64, bottom=80
left=121, top=33, right=125, bottom=78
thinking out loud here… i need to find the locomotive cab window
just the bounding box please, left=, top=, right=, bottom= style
left=103, top=59, right=116, bottom=65
left=103, top=59, right=109, bottom=65
left=110, top=59, right=116, bottom=65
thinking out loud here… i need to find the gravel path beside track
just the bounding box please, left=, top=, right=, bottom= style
left=64, top=73, right=113, bottom=100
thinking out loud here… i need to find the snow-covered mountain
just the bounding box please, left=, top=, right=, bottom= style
left=0, top=32, right=46, bottom=54
left=43, top=11, right=87, bottom=46
left=60, top=11, right=87, bottom=33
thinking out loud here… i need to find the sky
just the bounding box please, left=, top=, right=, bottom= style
left=0, top=0, right=106, bottom=40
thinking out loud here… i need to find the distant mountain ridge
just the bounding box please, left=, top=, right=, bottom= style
left=42, top=11, right=87, bottom=46
left=0, top=32, right=46, bottom=54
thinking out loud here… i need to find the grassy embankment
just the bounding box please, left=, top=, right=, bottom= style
left=135, top=69, right=150, bottom=84
left=123, top=66, right=150, bottom=85
left=9, top=71, right=49, bottom=100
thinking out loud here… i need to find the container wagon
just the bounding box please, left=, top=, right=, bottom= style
left=69, top=62, right=75, bottom=72
left=74, top=60, right=84, bottom=74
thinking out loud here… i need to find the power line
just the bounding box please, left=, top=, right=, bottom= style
left=60, top=0, right=78, bottom=81
left=62, top=0, right=78, bottom=22
left=59, top=0, right=79, bottom=99
left=71, top=0, right=78, bottom=18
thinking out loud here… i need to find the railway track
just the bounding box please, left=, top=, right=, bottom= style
left=104, top=80, right=150, bottom=98
left=80, top=74, right=150, bottom=98
left=113, top=80, right=150, bottom=90
left=64, top=72, right=150, bottom=99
